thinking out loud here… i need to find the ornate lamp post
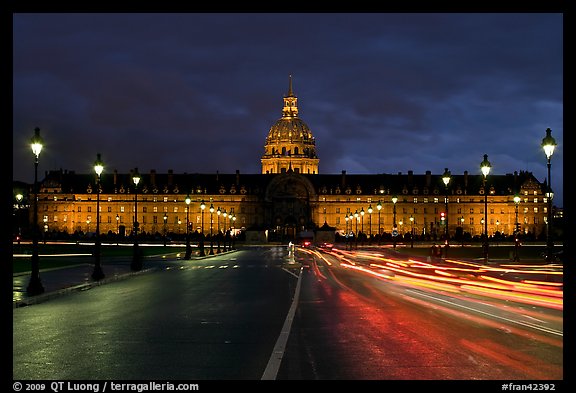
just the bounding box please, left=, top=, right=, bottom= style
left=184, top=194, right=191, bottom=259
left=392, top=195, right=398, bottom=250
left=209, top=204, right=215, bottom=255
left=367, top=204, right=373, bottom=242
left=216, top=207, right=221, bottom=253
left=541, top=128, right=557, bottom=261
left=442, top=168, right=451, bottom=257
left=231, top=213, right=237, bottom=250
left=131, top=168, right=142, bottom=271
left=354, top=210, right=359, bottom=249
left=27, top=127, right=45, bottom=295
left=116, top=214, right=120, bottom=245
left=222, top=209, right=228, bottom=251
left=163, top=213, right=168, bottom=247
left=91, top=153, right=105, bottom=280
left=344, top=214, right=349, bottom=248
left=513, top=194, right=521, bottom=262
left=409, top=215, right=414, bottom=248
left=199, top=200, right=206, bottom=256
left=360, top=207, right=365, bottom=245
left=348, top=212, right=354, bottom=250
left=480, top=154, right=491, bottom=264
left=15, top=193, right=23, bottom=245
left=377, top=200, right=382, bottom=244
left=43, top=216, right=48, bottom=244
left=460, top=216, right=465, bottom=247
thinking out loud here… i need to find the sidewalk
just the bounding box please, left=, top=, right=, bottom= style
left=13, top=260, right=156, bottom=308
left=13, top=248, right=239, bottom=308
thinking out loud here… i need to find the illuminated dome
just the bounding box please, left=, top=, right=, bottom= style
left=261, top=76, right=319, bottom=174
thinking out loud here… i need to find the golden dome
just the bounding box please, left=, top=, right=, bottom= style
left=261, top=76, right=319, bottom=175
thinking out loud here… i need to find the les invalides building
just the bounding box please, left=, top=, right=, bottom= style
left=25, top=77, right=550, bottom=243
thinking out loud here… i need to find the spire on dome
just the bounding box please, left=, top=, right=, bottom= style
left=287, top=74, right=294, bottom=97
left=282, top=75, right=298, bottom=117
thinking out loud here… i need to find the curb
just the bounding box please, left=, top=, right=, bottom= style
left=13, top=267, right=158, bottom=309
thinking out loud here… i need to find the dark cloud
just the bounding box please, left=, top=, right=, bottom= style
left=12, top=12, right=563, bottom=206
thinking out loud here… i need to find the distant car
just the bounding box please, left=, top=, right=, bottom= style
left=541, top=249, right=564, bottom=262
left=318, top=242, right=333, bottom=250
left=300, top=240, right=312, bottom=248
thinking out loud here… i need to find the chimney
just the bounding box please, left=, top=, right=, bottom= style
left=341, top=170, right=346, bottom=187
left=425, top=170, right=431, bottom=187
left=168, top=169, right=173, bottom=185
left=236, top=169, right=240, bottom=185
left=464, top=170, right=468, bottom=188
left=150, top=169, right=156, bottom=186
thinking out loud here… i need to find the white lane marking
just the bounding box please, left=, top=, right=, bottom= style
left=261, top=266, right=304, bottom=380
left=282, top=268, right=300, bottom=279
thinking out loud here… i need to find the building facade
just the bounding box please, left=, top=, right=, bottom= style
left=27, top=77, right=551, bottom=242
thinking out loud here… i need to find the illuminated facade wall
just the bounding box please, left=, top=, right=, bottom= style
left=32, top=169, right=548, bottom=240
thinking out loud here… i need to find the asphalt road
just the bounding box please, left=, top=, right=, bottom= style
left=13, top=246, right=298, bottom=380
left=13, top=246, right=563, bottom=381
left=276, top=248, right=563, bottom=380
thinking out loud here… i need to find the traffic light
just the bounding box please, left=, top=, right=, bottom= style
left=440, top=212, right=446, bottom=222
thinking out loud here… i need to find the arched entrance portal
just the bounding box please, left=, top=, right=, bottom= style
left=265, top=173, right=317, bottom=242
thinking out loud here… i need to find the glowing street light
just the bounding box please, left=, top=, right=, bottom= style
left=442, top=168, right=451, bottom=257
left=376, top=200, right=382, bottom=244
left=392, top=195, right=398, bottom=250
left=513, top=194, right=521, bottom=262
left=184, top=194, right=192, bottom=259
left=209, top=204, right=215, bottom=255
left=27, top=127, right=45, bottom=295
left=131, top=168, right=142, bottom=271
left=480, top=154, right=491, bottom=264
left=409, top=215, right=414, bottom=248
left=216, top=207, right=221, bottom=253
left=91, top=153, right=105, bottom=280
left=541, top=128, right=557, bottom=261
left=199, top=200, right=206, bottom=256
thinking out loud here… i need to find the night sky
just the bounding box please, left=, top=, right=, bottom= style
left=12, top=12, right=564, bottom=207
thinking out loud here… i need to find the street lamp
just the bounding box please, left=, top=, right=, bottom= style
left=15, top=193, right=23, bottom=244
left=460, top=216, right=465, bottom=247
left=184, top=194, right=191, bottom=259
left=116, top=214, right=120, bottom=245
left=131, top=168, right=142, bottom=271
left=231, top=213, right=237, bottom=250
left=199, top=200, right=206, bottom=256
left=216, top=207, right=221, bottom=253
left=222, top=209, right=228, bottom=251
left=344, top=214, right=349, bottom=248
left=209, top=204, right=214, bottom=255
left=541, top=128, right=557, bottom=261
left=377, top=200, right=382, bottom=244
left=354, top=210, right=359, bottom=249
left=442, top=168, right=451, bottom=257
left=392, top=195, right=398, bottom=250
left=27, top=127, right=45, bottom=295
left=513, top=194, right=521, bottom=261
left=43, top=216, right=48, bottom=244
left=348, top=212, right=354, bottom=250
left=367, top=204, right=373, bottom=242
left=409, top=215, right=414, bottom=248
left=163, top=213, right=168, bottom=247
left=91, top=153, right=105, bottom=280
left=480, top=154, right=491, bottom=264
left=360, top=207, right=365, bottom=245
